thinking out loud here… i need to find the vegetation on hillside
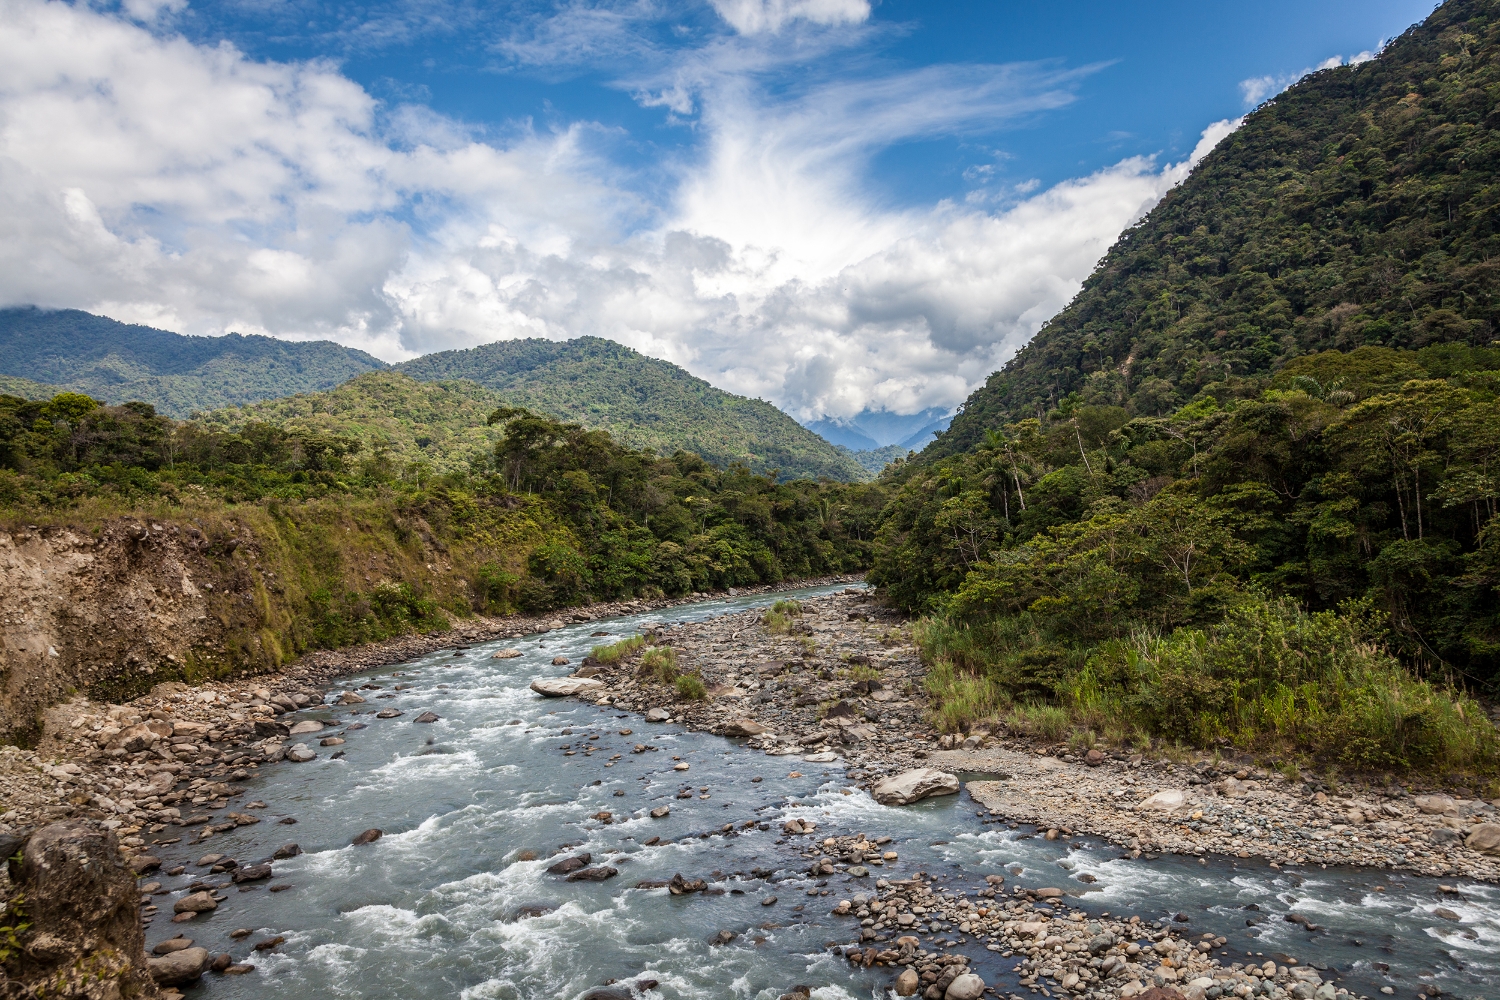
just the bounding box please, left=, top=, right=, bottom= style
left=0, top=389, right=882, bottom=697
left=872, top=0, right=1500, bottom=779
left=397, top=337, right=868, bottom=482
left=934, top=0, right=1500, bottom=460
left=198, top=371, right=504, bottom=475
left=0, top=307, right=385, bottom=417
left=873, top=346, right=1500, bottom=775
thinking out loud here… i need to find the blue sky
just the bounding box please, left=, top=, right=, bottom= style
left=0, top=0, right=1439, bottom=423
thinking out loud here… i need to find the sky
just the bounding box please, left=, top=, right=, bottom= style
left=0, top=0, right=1439, bottom=425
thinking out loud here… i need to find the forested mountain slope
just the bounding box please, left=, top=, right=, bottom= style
left=0, top=308, right=386, bottom=416
left=932, top=0, right=1500, bottom=460
left=397, top=337, right=867, bottom=481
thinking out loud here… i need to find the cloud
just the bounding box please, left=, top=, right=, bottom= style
left=1238, top=46, right=1384, bottom=108
left=709, top=0, right=870, bottom=35
left=0, top=0, right=1239, bottom=422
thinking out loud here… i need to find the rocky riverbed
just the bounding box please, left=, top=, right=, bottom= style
left=548, top=589, right=1500, bottom=884
left=2, top=580, right=1497, bottom=1000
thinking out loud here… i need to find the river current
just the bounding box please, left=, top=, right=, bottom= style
left=142, top=584, right=1500, bottom=1000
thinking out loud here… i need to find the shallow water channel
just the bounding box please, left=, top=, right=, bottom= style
left=144, top=584, right=1500, bottom=1000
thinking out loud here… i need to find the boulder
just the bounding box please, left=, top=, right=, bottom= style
left=232, top=863, right=273, bottom=883
left=1465, top=823, right=1500, bottom=855
left=1137, top=789, right=1188, bottom=811
left=1415, top=794, right=1457, bottom=815
left=130, top=854, right=162, bottom=873
left=1085, top=749, right=1107, bottom=766
left=547, top=853, right=592, bottom=875
left=872, top=768, right=961, bottom=806
left=945, top=973, right=986, bottom=1000
left=415, top=711, right=441, bottom=723
left=552, top=656, right=571, bottom=666
left=803, top=751, right=839, bottom=763
left=722, top=718, right=768, bottom=737
left=375, top=709, right=403, bottom=719
left=286, top=746, right=317, bottom=762
left=492, top=649, right=523, bottom=658
left=351, top=828, right=384, bottom=845
left=288, top=720, right=325, bottom=735
left=148, top=946, right=209, bottom=986
left=668, top=873, right=707, bottom=894
left=530, top=677, right=604, bottom=697
left=337, top=692, right=366, bottom=704
left=152, top=937, right=194, bottom=955
left=273, top=843, right=302, bottom=859
left=173, top=891, right=218, bottom=913
left=895, top=968, right=920, bottom=996
left=565, top=865, right=619, bottom=882
left=254, top=720, right=290, bottom=738
left=645, top=708, right=671, bottom=722
left=650, top=806, right=671, bottom=818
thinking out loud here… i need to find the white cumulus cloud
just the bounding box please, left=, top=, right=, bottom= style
left=0, top=0, right=1240, bottom=421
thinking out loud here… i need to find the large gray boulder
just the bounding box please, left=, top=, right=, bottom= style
left=1466, top=823, right=1500, bottom=855
left=148, top=946, right=210, bottom=985
left=530, top=676, right=604, bottom=697
left=872, top=768, right=960, bottom=806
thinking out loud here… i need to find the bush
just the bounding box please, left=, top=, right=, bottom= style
left=674, top=672, right=707, bottom=700
left=639, top=645, right=678, bottom=683
left=592, top=635, right=646, bottom=664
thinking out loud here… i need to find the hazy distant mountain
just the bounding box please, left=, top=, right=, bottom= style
left=0, top=307, right=386, bottom=416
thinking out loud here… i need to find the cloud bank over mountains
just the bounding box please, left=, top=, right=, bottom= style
left=0, top=0, right=1237, bottom=420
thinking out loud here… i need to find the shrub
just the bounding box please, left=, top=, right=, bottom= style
left=639, top=645, right=678, bottom=683
left=591, top=635, right=646, bottom=664
left=675, top=672, right=707, bottom=700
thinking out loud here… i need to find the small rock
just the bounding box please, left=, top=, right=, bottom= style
left=552, top=656, right=570, bottom=665
left=210, top=952, right=233, bottom=972
left=272, top=843, right=302, bottom=859
left=230, top=929, right=252, bottom=939
left=320, top=736, right=345, bottom=746
left=762, top=895, right=777, bottom=906
left=650, top=806, right=671, bottom=818
left=1085, top=749, right=1107, bottom=767
left=722, top=718, right=768, bottom=737
left=709, top=929, right=737, bottom=945
left=351, top=829, right=383, bottom=846
left=414, top=712, right=441, bottom=723
left=673, top=762, right=690, bottom=771
left=253, top=935, right=285, bottom=952
left=668, top=873, right=707, bottom=894
left=492, top=649, right=523, bottom=659
left=375, top=709, right=403, bottom=719
left=286, top=747, right=316, bottom=763
left=645, top=708, right=670, bottom=722
left=1433, top=907, right=1461, bottom=921
left=287, top=720, right=325, bottom=735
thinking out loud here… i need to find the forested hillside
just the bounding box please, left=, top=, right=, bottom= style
left=398, top=338, right=867, bottom=481
left=871, top=0, right=1500, bottom=777
left=198, top=371, right=504, bottom=474
left=0, top=388, right=883, bottom=703
left=0, top=307, right=386, bottom=416
left=933, top=0, right=1500, bottom=459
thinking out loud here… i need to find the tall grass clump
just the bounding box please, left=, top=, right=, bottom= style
left=675, top=672, right=707, bottom=700
left=639, top=645, right=678, bottom=683
left=763, top=599, right=803, bottom=635
left=591, top=634, right=647, bottom=664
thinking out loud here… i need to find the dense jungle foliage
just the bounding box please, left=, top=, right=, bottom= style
left=934, top=0, right=1500, bottom=460
left=877, top=0, right=1500, bottom=777
left=873, top=345, right=1500, bottom=774
left=396, top=336, right=868, bottom=482
left=0, top=389, right=882, bottom=631
left=0, top=307, right=384, bottom=417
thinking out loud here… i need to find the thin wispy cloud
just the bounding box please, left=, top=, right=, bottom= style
left=1239, top=47, right=1381, bottom=107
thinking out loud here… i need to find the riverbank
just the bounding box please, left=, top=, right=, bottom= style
left=556, top=590, right=1500, bottom=884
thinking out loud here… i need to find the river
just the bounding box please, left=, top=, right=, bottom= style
left=141, top=583, right=1500, bottom=1000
